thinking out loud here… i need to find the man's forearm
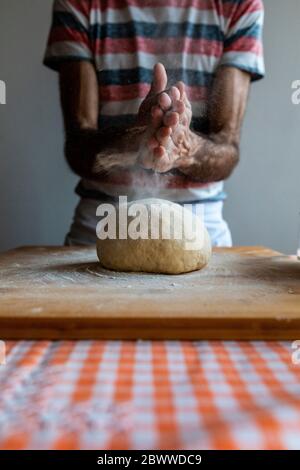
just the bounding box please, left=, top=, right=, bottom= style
left=179, top=130, right=240, bottom=183
left=64, top=124, right=147, bottom=180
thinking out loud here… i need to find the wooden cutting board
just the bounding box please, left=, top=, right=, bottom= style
left=0, top=246, right=299, bottom=340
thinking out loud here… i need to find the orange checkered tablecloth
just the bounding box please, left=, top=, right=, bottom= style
left=0, top=340, right=300, bottom=450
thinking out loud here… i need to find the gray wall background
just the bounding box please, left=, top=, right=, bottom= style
left=0, top=0, right=299, bottom=253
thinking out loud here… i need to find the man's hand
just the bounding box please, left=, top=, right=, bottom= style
left=137, top=62, right=194, bottom=172
left=136, top=63, right=190, bottom=170
left=139, top=65, right=251, bottom=183
left=141, top=81, right=195, bottom=172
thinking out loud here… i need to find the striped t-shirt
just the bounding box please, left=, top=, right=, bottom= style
left=44, top=0, right=265, bottom=203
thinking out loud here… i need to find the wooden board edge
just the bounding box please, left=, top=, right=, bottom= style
left=1, top=317, right=300, bottom=340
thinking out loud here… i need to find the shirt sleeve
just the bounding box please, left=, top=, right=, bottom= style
left=220, top=0, right=265, bottom=81
left=43, top=0, right=93, bottom=71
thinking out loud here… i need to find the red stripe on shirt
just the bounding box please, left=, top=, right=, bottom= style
left=48, top=27, right=90, bottom=47
left=90, top=0, right=217, bottom=12
left=88, top=0, right=263, bottom=18
left=99, top=83, right=208, bottom=103
left=224, top=36, right=263, bottom=55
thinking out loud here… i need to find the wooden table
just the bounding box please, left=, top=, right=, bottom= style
left=0, top=246, right=299, bottom=340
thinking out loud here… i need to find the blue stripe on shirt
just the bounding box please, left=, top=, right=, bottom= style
left=53, top=12, right=225, bottom=41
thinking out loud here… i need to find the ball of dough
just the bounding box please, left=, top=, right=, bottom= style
left=96, top=198, right=211, bottom=274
